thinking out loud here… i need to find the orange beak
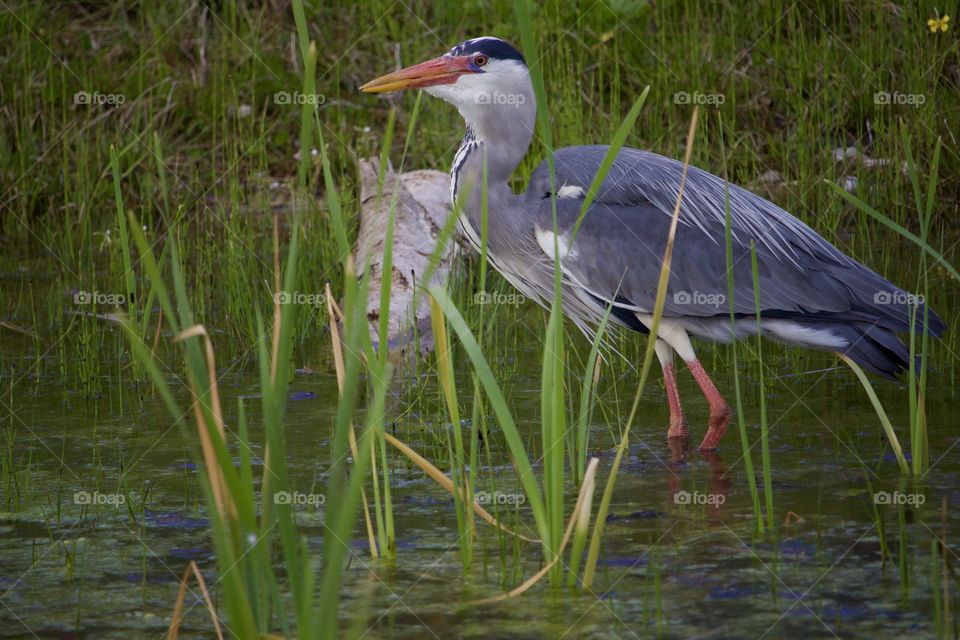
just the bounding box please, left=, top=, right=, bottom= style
left=360, top=55, right=473, bottom=93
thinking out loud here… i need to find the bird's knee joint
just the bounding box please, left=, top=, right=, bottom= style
left=711, top=404, right=731, bottom=421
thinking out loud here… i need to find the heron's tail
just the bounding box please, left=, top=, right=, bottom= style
left=827, top=266, right=946, bottom=378
left=830, top=322, right=922, bottom=380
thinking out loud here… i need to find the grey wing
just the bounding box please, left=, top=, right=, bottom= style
left=526, top=145, right=944, bottom=334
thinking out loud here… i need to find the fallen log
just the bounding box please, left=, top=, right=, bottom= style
left=354, top=157, right=455, bottom=356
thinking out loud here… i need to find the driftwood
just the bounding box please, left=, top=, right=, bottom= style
left=354, top=157, right=455, bottom=356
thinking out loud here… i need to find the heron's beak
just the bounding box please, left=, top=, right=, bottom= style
left=361, top=56, right=471, bottom=93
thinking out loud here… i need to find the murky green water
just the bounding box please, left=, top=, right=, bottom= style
left=1, top=283, right=957, bottom=639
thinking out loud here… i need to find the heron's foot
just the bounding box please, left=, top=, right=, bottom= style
left=667, top=416, right=688, bottom=439
left=698, top=405, right=731, bottom=451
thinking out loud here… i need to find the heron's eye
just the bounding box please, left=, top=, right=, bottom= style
left=474, top=55, right=488, bottom=67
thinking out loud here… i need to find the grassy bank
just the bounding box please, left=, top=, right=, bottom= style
left=2, top=1, right=957, bottom=362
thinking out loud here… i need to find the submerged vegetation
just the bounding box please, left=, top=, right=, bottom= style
left=1, top=1, right=958, bottom=638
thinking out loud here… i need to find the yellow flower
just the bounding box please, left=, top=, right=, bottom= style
left=928, top=14, right=950, bottom=32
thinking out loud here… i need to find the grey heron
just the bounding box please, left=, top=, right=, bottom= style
left=361, top=37, right=946, bottom=450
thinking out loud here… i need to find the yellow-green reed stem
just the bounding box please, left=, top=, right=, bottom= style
left=718, top=125, right=764, bottom=533
left=514, top=1, right=568, bottom=582
left=541, top=299, right=566, bottom=585
left=429, top=286, right=549, bottom=546
left=839, top=354, right=909, bottom=473
left=376, top=108, right=397, bottom=197
left=316, top=258, right=380, bottom=640
left=573, top=310, right=611, bottom=488
left=109, top=146, right=137, bottom=331
left=750, top=243, right=774, bottom=532
left=860, top=470, right=889, bottom=562
left=368, top=96, right=425, bottom=560
left=931, top=534, right=943, bottom=637
left=370, top=107, right=398, bottom=559
left=584, top=107, right=701, bottom=590
left=827, top=135, right=954, bottom=476
left=898, top=502, right=909, bottom=591
left=430, top=296, right=474, bottom=569
left=902, top=131, right=939, bottom=476
left=292, top=18, right=317, bottom=188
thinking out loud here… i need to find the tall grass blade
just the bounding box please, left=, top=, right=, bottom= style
left=430, top=295, right=474, bottom=568
left=717, top=119, right=764, bottom=533
left=583, top=107, right=701, bottom=589
left=382, top=432, right=536, bottom=542
left=325, top=285, right=379, bottom=559
left=472, top=458, right=600, bottom=604
left=167, top=561, right=225, bottom=640
left=428, top=286, right=549, bottom=546
left=824, top=182, right=958, bottom=283
left=750, top=243, right=774, bottom=531
left=109, top=145, right=137, bottom=330
left=838, top=354, right=909, bottom=473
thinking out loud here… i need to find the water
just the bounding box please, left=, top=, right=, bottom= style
left=0, top=299, right=957, bottom=639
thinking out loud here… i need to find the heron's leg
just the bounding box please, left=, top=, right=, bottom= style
left=686, top=359, right=731, bottom=450
left=655, top=339, right=687, bottom=438
left=636, top=315, right=730, bottom=449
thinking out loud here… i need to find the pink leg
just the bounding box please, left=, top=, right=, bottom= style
left=663, top=362, right=688, bottom=439
left=687, top=359, right=731, bottom=450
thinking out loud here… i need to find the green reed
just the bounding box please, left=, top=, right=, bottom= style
left=122, top=205, right=376, bottom=638
left=750, top=243, right=775, bottom=531
left=113, top=7, right=380, bottom=631
left=717, top=124, right=765, bottom=534
left=828, top=128, right=955, bottom=476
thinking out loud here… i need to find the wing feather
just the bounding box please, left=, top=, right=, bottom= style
left=525, top=146, right=944, bottom=335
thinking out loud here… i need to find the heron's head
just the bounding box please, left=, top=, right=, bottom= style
left=361, top=37, right=535, bottom=146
